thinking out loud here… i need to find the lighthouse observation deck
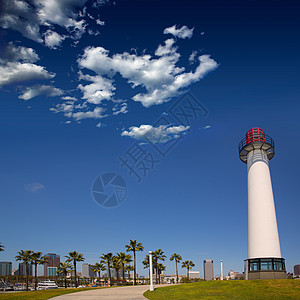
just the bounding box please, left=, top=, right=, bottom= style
left=238, top=128, right=274, bottom=163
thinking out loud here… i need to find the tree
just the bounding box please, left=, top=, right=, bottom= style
left=15, top=250, right=33, bottom=291
left=112, top=255, right=122, bottom=285
left=100, top=252, right=113, bottom=286
left=182, top=260, right=195, bottom=281
left=57, top=262, right=72, bottom=288
left=116, top=252, right=132, bottom=283
left=142, top=255, right=150, bottom=279
left=157, top=263, right=166, bottom=284
left=31, top=252, right=47, bottom=290
left=153, top=249, right=166, bottom=284
left=92, top=262, right=106, bottom=285
left=0, top=243, right=4, bottom=252
left=170, top=253, right=182, bottom=283
left=125, top=239, right=144, bottom=285
left=65, top=251, right=85, bottom=288
left=125, top=264, right=134, bottom=282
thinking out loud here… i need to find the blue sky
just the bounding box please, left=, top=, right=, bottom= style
left=0, top=0, right=299, bottom=277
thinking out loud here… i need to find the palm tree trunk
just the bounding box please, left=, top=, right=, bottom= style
left=155, top=258, right=158, bottom=284
left=64, top=271, right=67, bottom=289
left=108, top=262, right=111, bottom=286
left=122, top=264, right=125, bottom=285
left=176, top=261, right=178, bottom=283
left=187, top=268, right=189, bottom=280
left=74, top=261, right=77, bottom=288
left=25, top=262, right=29, bottom=291
left=34, top=262, right=38, bottom=290
left=159, top=268, right=161, bottom=284
left=116, top=269, right=119, bottom=285
left=98, top=271, right=101, bottom=285
left=133, top=250, right=136, bottom=285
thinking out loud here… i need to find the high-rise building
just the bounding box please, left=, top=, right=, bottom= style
left=19, top=263, right=33, bottom=276
left=44, top=253, right=60, bottom=276
left=82, top=263, right=97, bottom=278
left=0, top=262, right=12, bottom=276
left=239, top=128, right=286, bottom=280
left=294, top=265, right=300, bottom=276
left=204, top=259, right=214, bottom=281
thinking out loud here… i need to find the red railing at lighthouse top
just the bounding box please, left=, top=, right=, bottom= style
left=238, top=128, right=275, bottom=163
left=246, top=128, right=265, bottom=144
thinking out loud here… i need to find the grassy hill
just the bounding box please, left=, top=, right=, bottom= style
left=144, top=280, right=300, bottom=299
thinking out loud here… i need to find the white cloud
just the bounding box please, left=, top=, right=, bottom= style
left=72, top=106, right=107, bottom=121
left=1, top=42, right=40, bottom=63
left=61, top=96, right=77, bottom=101
left=155, top=38, right=177, bottom=56
left=189, top=51, right=198, bottom=63
left=112, top=103, right=128, bottom=115
left=0, top=62, right=55, bottom=88
left=0, top=0, right=106, bottom=44
left=163, top=25, right=194, bottom=39
left=77, top=28, right=218, bottom=108
left=96, top=18, right=105, bottom=26
left=18, top=84, right=64, bottom=100
left=203, top=125, right=211, bottom=129
left=0, top=0, right=43, bottom=43
left=44, top=30, right=65, bottom=49
left=121, top=124, right=190, bottom=144
left=0, top=43, right=56, bottom=89
left=132, top=55, right=218, bottom=107
left=78, top=72, right=116, bottom=104
left=96, top=122, right=101, bottom=127
left=25, top=182, right=45, bottom=193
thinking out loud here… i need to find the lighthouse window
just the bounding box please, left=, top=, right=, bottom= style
left=249, top=259, right=259, bottom=271
left=260, top=259, right=272, bottom=270
left=273, top=259, right=284, bottom=271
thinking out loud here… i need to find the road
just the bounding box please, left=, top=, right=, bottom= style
left=50, top=284, right=168, bottom=300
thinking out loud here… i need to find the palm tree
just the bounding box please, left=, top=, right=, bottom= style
left=116, top=252, right=132, bottom=283
left=100, top=252, right=113, bottom=286
left=125, top=239, right=144, bottom=285
left=15, top=250, right=33, bottom=291
left=65, top=251, right=85, bottom=288
left=0, top=243, right=4, bottom=252
left=142, top=255, right=150, bottom=279
left=170, top=253, right=182, bottom=283
left=112, top=255, right=122, bottom=285
left=125, top=264, right=134, bottom=282
left=92, top=262, right=105, bottom=285
left=57, top=262, right=72, bottom=288
left=31, top=252, right=47, bottom=290
left=157, top=263, right=166, bottom=284
left=182, top=260, right=195, bottom=280
left=153, top=249, right=166, bottom=284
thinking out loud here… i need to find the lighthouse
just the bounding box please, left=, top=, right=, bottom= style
left=238, top=128, right=286, bottom=280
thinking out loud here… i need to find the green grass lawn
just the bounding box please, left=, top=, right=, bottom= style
left=0, top=287, right=107, bottom=300
left=144, top=280, right=300, bottom=300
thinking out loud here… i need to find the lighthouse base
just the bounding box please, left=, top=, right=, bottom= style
left=244, top=258, right=286, bottom=280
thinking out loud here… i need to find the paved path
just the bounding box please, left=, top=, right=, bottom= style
left=50, top=285, right=167, bottom=300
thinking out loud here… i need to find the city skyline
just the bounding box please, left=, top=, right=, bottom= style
left=0, top=0, right=299, bottom=278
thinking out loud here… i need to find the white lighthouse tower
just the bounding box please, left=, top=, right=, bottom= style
left=238, top=128, right=286, bottom=280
